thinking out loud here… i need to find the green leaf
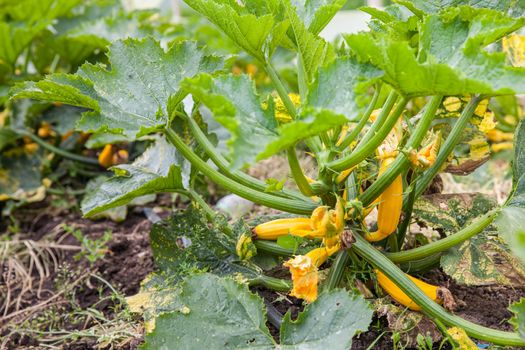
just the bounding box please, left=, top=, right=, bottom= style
left=280, top=289, right=373, bottom=349
left=509, top=298, right=525, bottom=339
left=284, top=0, right=335, bottom=84
left=81, top=136, right=189, bottom=217
left=183, top=0, right=289, bottom=61
left=183, top=73, right=278, bottom=169
left=398, top=0, right=517, bottom=16
left=495, top=206, right=525, bottom=266
left=345, top=8, right=525, bottom=96
left=441, top=230, right=525, bottom=286
left=307, top=56, right=382, bottom=121
left=512, top=120, right=525, bottom=189
left=290, top=0, right=346, bottom=35
left=11, top=38, right=223, bottom=139
left=142, top=274, right=275, bottom=350
left=149, top=205, right=257, bottom=278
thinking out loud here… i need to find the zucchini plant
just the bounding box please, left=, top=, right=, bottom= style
left=9, top=0, right=525, bottom=347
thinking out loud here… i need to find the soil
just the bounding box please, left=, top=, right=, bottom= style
left=2, top=200, right=524, bottom=349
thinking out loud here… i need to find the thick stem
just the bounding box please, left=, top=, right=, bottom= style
left=165, top=128, right=317, bottom=214
left=287, top=148, right=315, bottom=196
left=17, top=130, right=99, bottom=166
left=248, top=275, right=291, bottom=292
left=359, top=95, right=443, bottom=206
left=397, top=179, right=417, bottom=249
left=414, top=96, right=480, bottom=198
left=326, top=95, right=408, bottom=172
left=185, top=115, right=309, bottom=201
left=386, top=209, right=498, bottom=263
left=265, top=62, right=297, bottom=119
left=254, top=240, right=306, bottom=256
left=351, top=233, right=525, bottom=346
left=325, top=250, right=350, bottom=290
left=337, top=86, right=382, bottom=151
left=399, top=253, right=441, bottom=274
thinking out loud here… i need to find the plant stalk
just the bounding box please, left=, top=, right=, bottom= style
left=165, top=127, right=317, bottom=214
left=385, top=209, right=498, bottom=263
left=351, top=233, right=525, bottom=346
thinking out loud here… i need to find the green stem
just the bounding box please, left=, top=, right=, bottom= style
left=287, top=148, right=315, bottom=196
left=325, top=250, right=350, bottom=290
left=358, top=91, right=398, bottom=147
left=397, top=179, right=417, bottom=249
left=185, top=114, right=309, bottom=201
left=414, top=96, right=480, bottom=198
left=248, top=275, right=291, bottom=292
left=254, top=240, right=306, bottom=256
left=265, top=62, right=297, bottom=119
left=359, top=95, right=443, bottom=206
left=388, top=233, right=399, bottom=252
left=17, top=130, right=99, bottom=166
left=386, top=209, right=498, bottom=263
left=186, top=189, right=216, bottom=221
left=326, top=95, right=408, bottom=172
left=398, top=253, right=442, bottom=274
left=165, top=128, right=316, bottom=215
left=352, top=233, right=525, bottom=346
left=337, top=86, right=382, bottom=151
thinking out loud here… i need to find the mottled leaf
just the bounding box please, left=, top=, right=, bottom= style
left=11, top=38, right=223, bottom=139
left=441, top=230, right=525, bottom=286
left=142, top=274, right=275, bottom=349
left=149, top=205, right=257, bottom=278
left=280, top=289, right=373, bottom=349
left=81, top=136, right=189, bottom=217
left=0, top=147, right=45, bottom=202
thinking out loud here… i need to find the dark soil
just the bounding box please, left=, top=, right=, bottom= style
left=2, top=202, right=525, bottom=349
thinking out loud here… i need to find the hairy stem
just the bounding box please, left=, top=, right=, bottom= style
left=165, top=127, right=316, bottom=214
left=325, top=250, right=350, bottom=290
left=414, top=96, right=480, bottom=197
left=352, top=233, right=525, bottom=346
left=17, top=130, right=99, bottom=166
left=359, top=95, right=443, bottom=206
left=385, top=209, right=498, bottom=263
left=327, top=95, right=408, bottom=172
left=185, top=114, right=310, bottom=201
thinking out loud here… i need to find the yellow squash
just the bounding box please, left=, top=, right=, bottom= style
left=375, top=270, right=454, bottom=311
left=364, top=157, right=403, bottom=242
left=253, top=218, right=313, bottom=240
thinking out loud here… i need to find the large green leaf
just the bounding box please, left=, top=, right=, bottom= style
left=10, top=38, right=223, bottom=139
left=280, top=290, right=373, bottom=349
left=142, top=274, right=275, bottom=350
left=0, top=148, right=45, bottom=202
left=398, top=0, right=518, bottom=16
left=183, top=73, right=278, bottom=169
left=345, top=7, right=525, bottom=96
left=81, top=136, right=189, bottom=217
left=307, top=57, right=382, bottom=121
left=284, top=0, right=335, bottom=85
left=290, top=0, right=346, bottom=35
left=141, top=274, right=373, bottom=350
left=184, top=0, right=289, bottom=62
left=184, top=73, right=348, bottom=167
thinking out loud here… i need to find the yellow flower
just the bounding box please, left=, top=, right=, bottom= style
left=443, top=97, right=462, bottom=112
left=274, top=93, right=300, bottom=123
left=284, top=245, right=340, bottom=302
left=409, top=131, right=441, bottom=169
left=502, top=34, right=525, bottom=67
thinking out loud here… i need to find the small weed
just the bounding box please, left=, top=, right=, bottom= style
left=63, top=224, right=112, bottom=265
